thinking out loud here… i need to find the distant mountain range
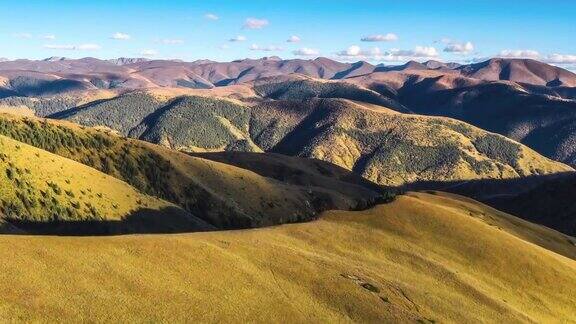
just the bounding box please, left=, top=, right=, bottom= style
left=1, top=56, right=574, bottom=95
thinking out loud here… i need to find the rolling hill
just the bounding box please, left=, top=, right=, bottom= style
left=56, top=90, right=571, bottom=187
left=458, top=58, right=576, bottom=87
left=0, top=113, right=388, bottom=230
left=3, top=55, right=576, bottom=170
left=0, top=133, right=210, bottom=234
left=0, top=56, right=575, bottom=322
left=0, top=192, right=573, bottom=322
left=347, top=65, right=576, bottom=167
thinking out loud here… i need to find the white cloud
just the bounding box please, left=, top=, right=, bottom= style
left=497, top=49, right=541, bottom=59
left=250, top=44, right=283, bottom=51
left=205, top=13, right=219, bottom=20
left=12, top=33, right=32, bottom=39
left=292, top=47, right=320, bottom=56
left=287, top=35, right=301, bottom=43
left=336, top=45, right=363, bottom=57
left=140, top=49, right=158, bottom=57
left=335, top=46, right=382, bottom=59
left=44, top=43, right=101, bottom=51
left=44, top=44, right=75, bottom=50
left=110, top=32, right=131, bottom=40
left=78, top=44, right=101, bottom=50
left=476, top=50, right=576, bottom=68
left=219, top=44, right=230, bottom=50
left=229, top=35, right=247, bottom=42
left=444, top=41, right=474, bottom=54
left=545, top=54, right=576, bottom=64
left=161, top=39, right=184, bottom=45
left=335, top=45, right=439, bottom=62
left=42, top=34, right=56, bottom=40
left=361, top=33, right=398, bottom=42
left=243, top=18, right=269, bottom=29
left=391, top=46, right=439, bottom=58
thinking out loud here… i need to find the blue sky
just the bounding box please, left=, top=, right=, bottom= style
left=1, top=0, right=575, bottom=68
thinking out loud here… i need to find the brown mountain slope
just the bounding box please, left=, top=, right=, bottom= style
left=2, top=57, right=572, bottom=97
left=348, top=69, right=576, bottom=166
left=459, top=58, right=576, bottom=87
left=0, top=192, right=574, bottom=322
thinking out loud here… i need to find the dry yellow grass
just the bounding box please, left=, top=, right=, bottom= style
left=0, top=134, right=194, bottom=229
left=0, top=192, right=573, bottom=322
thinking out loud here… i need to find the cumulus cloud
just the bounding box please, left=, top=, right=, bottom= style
left=161, top=39, right=184, bottom=45
left=229, top=35, right=247, bottom=42
left=205, top=13, right=219, bottom=20
left=361, top=33, right=398, bottom=42
left=444, top=41, right=474, bottom=54
left=140, top=49, right=158, bottom=57
left=287, top=35, right=301, bottom=43
left=391, top=46, right=439, bottom=58
left=243, top=18, right=269, bottom=29
left=497, top=49, right=541, bottom=59
left=110, top=32, right=131, bottom=40
left=335, top=45, right=439, bottom=62
left=12, top=33, right=32, bottom=39
left=475, top=50, right=576, bottom=68
left=336, top=45, right=381, bottom=58
left=42, top=34, right=56, bottom=40
left=44, top=44, right=101, bottom=51
left=498, top=50, right=576, bottom=65
left=292, top=47, right=320, bottom=56
left=250, top=44, right=283, bottom=51
left=545, top=54, right=576, bottom=64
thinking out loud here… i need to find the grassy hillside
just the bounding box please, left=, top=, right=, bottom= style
left=362, top=75, right=576, bottom=167
left=0, top=192, right=573, bottom=322
left=131, top=95, right=261, bottom=152
left=0, top=114, right=386, bottom=229
left=56, top=92, right=571, bottom=187
left=251, top=98, right=572, bottom=186
left=55, top=92, right=165, bottom=133
left=253, top=77, right=408, bottom=112
left=0, top=134, right=208, bottom=234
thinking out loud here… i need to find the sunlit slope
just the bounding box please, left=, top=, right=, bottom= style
left=0, top=135, right=207, bottom=234
left=0, top=192, right=574, bottom=322
left=54, top=90, right=572, bottom=187
left=252, top=98, right=572, bottom=186
left=0, top=114, right=385, bottom=229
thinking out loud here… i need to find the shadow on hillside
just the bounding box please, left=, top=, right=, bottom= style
left=0, top=206, right=215, bottom=236
left=47, top=97, right=115, bottom=119
left=402, top=172, right=576, bottom=236
left=401, top=172, right=574, bottom=202
left=191, top=151, right=386, bottom=193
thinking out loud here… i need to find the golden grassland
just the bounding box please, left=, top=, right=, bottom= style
left=0, top=135, right=185, bottom=225
left=0, top=192, right=574, bottom=322
left=0, top=113, right=382, bottom=228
